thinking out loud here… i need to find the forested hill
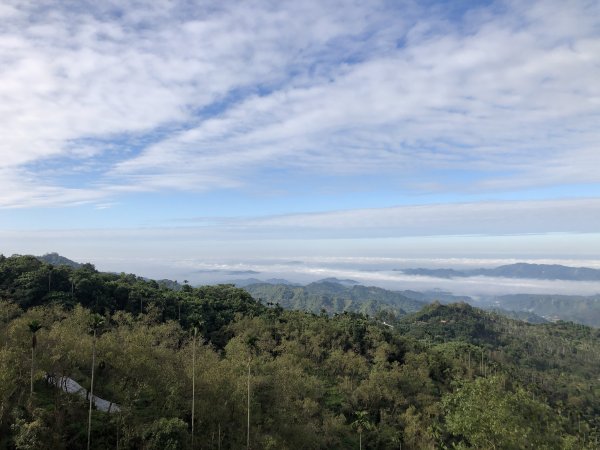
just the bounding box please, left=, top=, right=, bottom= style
left=36, top=252, right=82, bottom=269
left=1, top=254, right=599, bottom=449
left=244, top=280, right=427, bottom=318
left=245, top=281, right=555, bottom=325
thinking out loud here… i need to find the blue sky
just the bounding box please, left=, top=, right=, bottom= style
left=1, top=0, right=600, bottom=279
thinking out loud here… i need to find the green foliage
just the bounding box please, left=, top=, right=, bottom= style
left=143, top=417, right=188, bottom=450
left=246, top=281, right=426, bottom=318
left=28, top=321, right=42, bottom=347
left=397, top=302, right=500, bottom=345
left=443, top=376, right=564, bottom=449
left=11, top=415, right=52, bottom=450
left=0, top=254, right=599, bottom=449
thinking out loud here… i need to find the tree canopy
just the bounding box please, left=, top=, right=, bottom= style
left=0, top=254, right=598, bottom=449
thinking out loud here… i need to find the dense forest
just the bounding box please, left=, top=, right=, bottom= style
left=244, top=281, right=427, bottom=318
left=1, top=254, right=599, bottom=449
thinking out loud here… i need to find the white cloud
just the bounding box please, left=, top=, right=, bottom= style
left=0, top=0, right=599, bottom=206
left=0, top=168, right=104, bottom=208
left=177, top=198, right=600, bottom=237
left=114, top=0, right=600, bottom=191
left=5, top=197, right=597, bottom=237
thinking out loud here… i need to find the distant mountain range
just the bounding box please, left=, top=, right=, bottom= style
left=243, top=279, right=600, bottom=327
left=30, top=254, right=600, bottom=327
left=399, top=263, right=600, bottom=281
left=399, top=289, right=473, bottom=304
left=487, top=294, right=600, bottom=328
left=232, top=278, right=302, bottom=287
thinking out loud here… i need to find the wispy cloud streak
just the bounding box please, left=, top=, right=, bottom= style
left=0, top=0, right=598, bottom=207
left=177, top=198, right=600, bottom=237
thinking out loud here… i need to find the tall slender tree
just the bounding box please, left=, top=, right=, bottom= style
left=47, top=265, right=53, bottom=292
left=28, top=320, right=42, bottom=396
left=191, top=326, right=197, bottom=449
left=244, top=336, right=259, bottom=450
left=87, top=314, right=105, bottom=450
left=247, top=358, right=251, bottom=450
left=351, top=411, right=373, bottom=450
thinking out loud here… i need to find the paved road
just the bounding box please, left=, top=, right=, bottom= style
left=47, top=375, right=120, bottom=413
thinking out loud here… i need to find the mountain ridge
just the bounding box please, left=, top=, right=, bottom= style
left=400, top=262, right=600, bottom=281
left=244, top=280, right=428, bottom=318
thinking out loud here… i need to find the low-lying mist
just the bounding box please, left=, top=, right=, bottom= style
left=90, top=256, right=600, bottom=298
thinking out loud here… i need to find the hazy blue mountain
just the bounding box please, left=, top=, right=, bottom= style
left=397, top=268, right=465, bottom=278
left=231, top=278, right=266, bottom=287
left=485, top=307, right=548, bottom=324
left=478, top=263, right=600, bottom=280
left=232, top=278, right=301, bottom=287
left=196, top=269, right=261, bottom=275
left=316, top=277, right=360, bottom=286
left=265, top=278, right=301, bottom=286
left=489, top=294, right=600, bottom=328
left=36, top=252, right=82, bottom=269
left=227, top=270, right=261, bottom=275
left=155, top=279, right=185, bottom=290
left=400, top=289, right=474, bottom=304
left=400, top=263, right=600, bottom=281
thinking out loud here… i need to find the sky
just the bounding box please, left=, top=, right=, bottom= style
left=1, top=0, right=600, bottom=288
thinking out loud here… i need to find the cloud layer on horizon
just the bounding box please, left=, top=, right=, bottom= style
left=1, top=0, right=599, bottom=208
left=3, top=198, right=600, bottom=240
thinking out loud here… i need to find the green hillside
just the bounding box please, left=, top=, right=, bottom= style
left=245, top=281, right=427, bottom=319
left=1, top=254, right=599, bottom=449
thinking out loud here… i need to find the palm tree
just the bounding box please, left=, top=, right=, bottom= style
left=28, top=320, right=42, bottom=396
left=47, top=264, right=54, bottom=291
left=191, top=326, right=197, bottom=449
left=87, top=314, right=105, bottom=450
left=247, top=357, right=251, bottom=450
left=351, top=410, right=373, bottom=450
left=245, top=336, right=258, bottom=450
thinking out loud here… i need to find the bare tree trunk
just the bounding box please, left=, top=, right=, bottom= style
left=247, top=360, right=251, bottom=449
left=30, top=346, right=34, bottom=396
left=191, top=328, right=196, bottom=449
left=87, top=329, right=96, bottom=450
left=116, top=411, right=120, bottom=450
